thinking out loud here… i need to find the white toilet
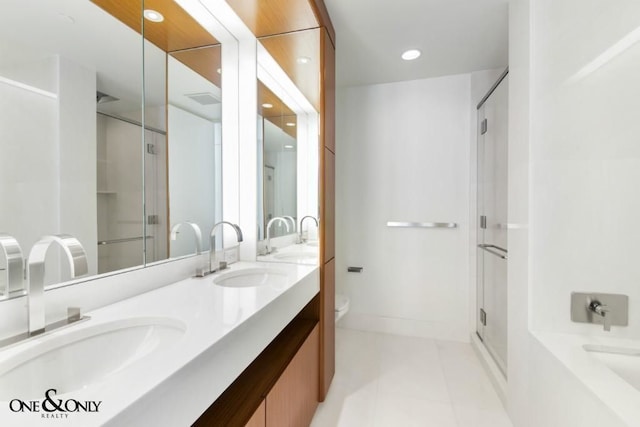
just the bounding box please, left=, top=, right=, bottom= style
left=335, top=293, right=350, bottom=322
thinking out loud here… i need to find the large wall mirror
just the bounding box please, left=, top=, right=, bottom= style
left=256, top=29, right=320, bottom=264
left=0, top=0, right=223, bottom=299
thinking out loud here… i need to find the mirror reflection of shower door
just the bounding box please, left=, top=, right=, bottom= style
left=477, top=75, right=508, bottom=376
left=264, top=165, right=275, bottom=227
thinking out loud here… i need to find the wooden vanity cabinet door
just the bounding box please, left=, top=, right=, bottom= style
left=266, top=325, right=319, bottom=427
left=245, top=400, right=266, bottom=427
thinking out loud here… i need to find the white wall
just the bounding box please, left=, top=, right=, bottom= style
left=507, top=0, right=640, bottom=425
left=336, top=74, right=471, bottom=341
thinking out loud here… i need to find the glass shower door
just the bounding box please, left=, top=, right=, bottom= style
left=477, top=75, right=509, bottom=376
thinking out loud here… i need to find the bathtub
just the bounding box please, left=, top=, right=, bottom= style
left=534, top=332, right=640, bottom=426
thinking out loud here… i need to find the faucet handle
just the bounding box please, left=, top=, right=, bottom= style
left=589, top=301, right=611, bottom=331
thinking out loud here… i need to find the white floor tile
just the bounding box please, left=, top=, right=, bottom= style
left=374, top=393, right=458, bottom=427
left=311, top=328, right=512, bottom=427
left=311, top=379, right=377, bottom=427
left=453, top=404, right=513, bottom=427
left=436, top=341, right=504, bottom=409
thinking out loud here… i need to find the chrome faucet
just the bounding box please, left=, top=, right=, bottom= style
left=282, top=216, right=297, bottom=234
left=589, top=300, right=611, bottom=332
left=27, top=235, right=88, bottom=336
left=265, top=217, right=291, bottom=255
left=209, top=221, right=243, bottom=273
left=299, top=215, right=319, bottom=243
left=170, top=222, right=204, bottom=276
left=0, top=233, right=24, bottom=296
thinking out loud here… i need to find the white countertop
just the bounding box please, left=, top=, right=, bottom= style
left=533, top=331, right=640, bottom=426
left=257, top=241, right=319, bottom=266
left=0, top=262, right=319, bottom=427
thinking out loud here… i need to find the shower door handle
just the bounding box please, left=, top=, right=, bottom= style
left=478, top=244, right=508, bottom=260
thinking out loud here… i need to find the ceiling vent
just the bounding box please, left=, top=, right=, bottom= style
left=96, top=91, right=119, bottom=104
left=185, top=92, right=220, bottom=106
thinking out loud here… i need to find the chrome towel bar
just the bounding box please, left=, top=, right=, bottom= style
left=386, top=221, right=458, bottom=229
left=477, top=244, right=508, bottom=260
left=98, top=236, right=154, bottom=245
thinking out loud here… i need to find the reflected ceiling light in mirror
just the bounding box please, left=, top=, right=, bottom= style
left=216, top=68, right=221, bottom=74
left=296, top=56, right=311, bottom=65
left=143, top=9, right=164, bottom=23
left=401, top=49, right=421, bottom=61
left=262, top=103, right=273, bottom=108
left=285, top=122, right=296, bottom=127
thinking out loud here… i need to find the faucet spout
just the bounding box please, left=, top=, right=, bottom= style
left=27, top=235, right=88, bottom=336
left=265, top=217, right=291, bottom=254
left=282, top=216, right=297, bottom=234
left=0, top=233, right=24, bottom=296
left=209, top=221, right=243, bottom=273
left=170, top=222, right=204, bottom=276
left=299, top=216, right=319, bottom=243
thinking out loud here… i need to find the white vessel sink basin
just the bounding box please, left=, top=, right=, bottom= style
left=0, top=317, right=185, bottom=401
left=273, top=252, right=317, bottom=261
left=213, top=267, right=289, bottom=288
left=584, top=344, right=640, bottom=391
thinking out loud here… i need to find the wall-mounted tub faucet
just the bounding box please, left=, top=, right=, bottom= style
left=209, top=222, right=243, bottom=273
left=0, top=233, right=24, bottom=296
left=571, top=292, right=628, bottom=332
left=170, top=222, right=204, bottom=277
left=299, top=216, right=319, bottom=243
left=27, top=235, right=88, bottom=336
left=265, top=217, right=291, bottom=255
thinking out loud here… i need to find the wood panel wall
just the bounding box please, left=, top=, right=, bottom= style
left=319, top=26, right=336, bottom=399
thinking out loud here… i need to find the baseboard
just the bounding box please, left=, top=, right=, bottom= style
left=338, top=312, right=469, bottom=342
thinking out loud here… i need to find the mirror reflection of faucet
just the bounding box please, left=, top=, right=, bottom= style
left=265, top=217, right=291, bottom=255
left=0, top=233, right=24, bottom=297
left=209, top=221, right=243, bottom=274
left=282, top=216, right=297, bottom=234
left=298, top=216, right=319, bottom=244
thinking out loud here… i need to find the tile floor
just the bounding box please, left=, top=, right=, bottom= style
left=311, top=328, right=513, bottom=427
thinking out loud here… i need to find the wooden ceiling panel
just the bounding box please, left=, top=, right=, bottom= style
left=92, top=0, right=218, bottom=52
left=171, top=45, right=222, bottom=87
left=259, top=29, right=321, bottom=112
left=259, top=81, right=297, bottom=139
left=226, top=0, right=319, bottom=37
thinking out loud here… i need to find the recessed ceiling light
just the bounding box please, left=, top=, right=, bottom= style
left=143, top=9, right=164, bottom=23
left=401, top=49, right=421, bottom=61
left=284, top=145, right=294, bottom=149
left=296, top=56, right=311, bottom=64
left=262, top=103, right=273, bottom=108
left=286, top=122, right=296, bottom=127
left=216, top=68, right=221, bottom=74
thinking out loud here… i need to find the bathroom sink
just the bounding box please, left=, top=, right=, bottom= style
left=273, top=252, right=317, bottom=261
left=213, top=267, right=289, bottom=288
left=584, top=344, right=640, bottom=391
left=0, top=317, right=185, bottom=401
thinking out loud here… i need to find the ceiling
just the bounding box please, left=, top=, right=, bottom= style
left=323, top=0, right=509, bottom=87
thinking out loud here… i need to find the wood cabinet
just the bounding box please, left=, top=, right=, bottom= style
left=266, top=325, right=319, bottom=427
left=194, top=314, right=319, bottom=427
left=245, top=400, right=266, bottom=427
